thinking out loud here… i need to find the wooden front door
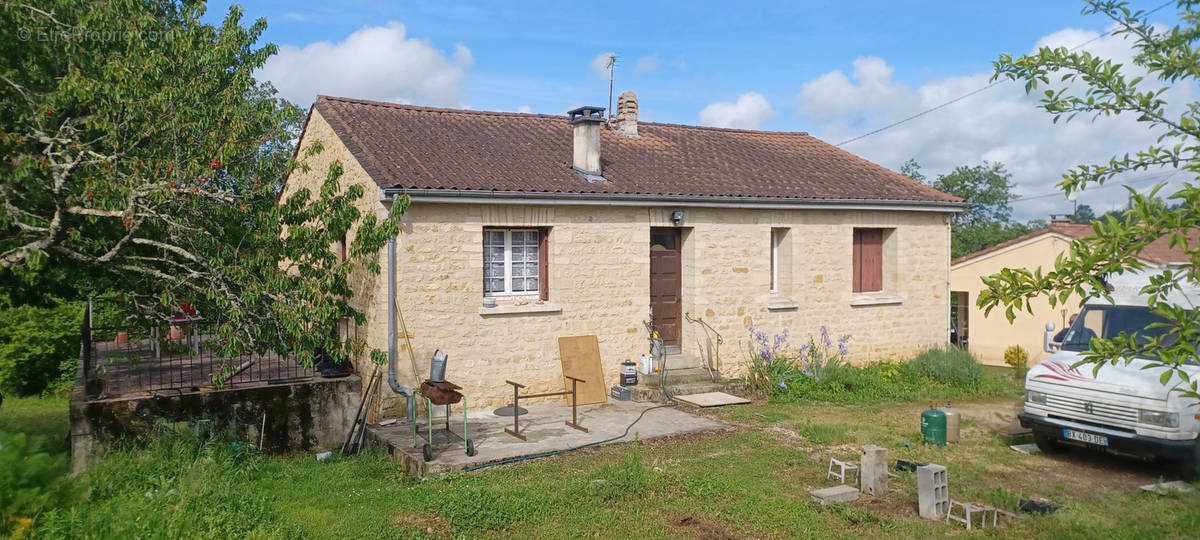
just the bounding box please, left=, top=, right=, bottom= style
left=650, top=228, right=682, bottom=348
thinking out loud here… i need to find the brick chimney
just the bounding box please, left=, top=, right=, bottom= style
left=568, top=106, right=604, bottom=175
left=615, top=91, right=638, bottom=137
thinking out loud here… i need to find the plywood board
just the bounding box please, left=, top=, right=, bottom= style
left=558, top=335, right=606, bottom=406
left=674, top=392, right=750, bottom=407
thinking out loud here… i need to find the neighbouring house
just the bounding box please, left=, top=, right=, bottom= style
left=950, top=219, right=1196, bottom=367
left=283, top=93, right=965, bottom=410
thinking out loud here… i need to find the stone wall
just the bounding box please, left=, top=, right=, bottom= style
left=69, top=376, right=360, bottom=473
left=370, top=204, right=951, bottom=409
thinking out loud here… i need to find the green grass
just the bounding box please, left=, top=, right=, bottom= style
left=4, top=394, right=1198, bottom=538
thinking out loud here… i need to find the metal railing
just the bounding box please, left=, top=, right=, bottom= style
left=81, top=302, right=358, bottom=399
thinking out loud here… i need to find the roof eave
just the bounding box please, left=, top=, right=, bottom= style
left=379, top=188, right=966, bottom=213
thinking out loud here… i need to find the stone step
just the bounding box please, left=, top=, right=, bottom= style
left=660, top=354, right=704, bottom=369
left=639, top=367, right=718, bottom=388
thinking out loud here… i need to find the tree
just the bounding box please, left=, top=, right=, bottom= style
left=1073, top=203, right=1096, bottom=223
left=981, top=0, right=1200, bottom=402
left=899, top=158, right=926, bottom=183
left=0, top=2, right=399, bottom=363
left=915, top=161, right=1037, bottom=258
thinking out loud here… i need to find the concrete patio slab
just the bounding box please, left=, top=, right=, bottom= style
left=368, top=398, right=733, bottom=477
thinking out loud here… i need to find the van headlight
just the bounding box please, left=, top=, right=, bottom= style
left=1025, top=390, right=1048, bottom=405
left=1138, top=410, right=1179, bottom=428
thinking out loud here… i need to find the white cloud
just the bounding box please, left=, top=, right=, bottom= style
left=635, top=55, right=661, bottom=73
left=794, top=25, right=1194, bottom=219
left=258, top=22, right=471, bottom=107
left=699, top=92, right=777, bottom=129
left=517, top=105, right=532, bottom=114
left=590, top=52, right=616, bottom=79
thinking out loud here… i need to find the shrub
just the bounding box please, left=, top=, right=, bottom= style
left=907, top=345, right=983, bottom=386
left=1004, top=345, right=1030, bottom=379
left=0, top=431, right=71, bottom=536
left=0, top=303, right=83, bottom=396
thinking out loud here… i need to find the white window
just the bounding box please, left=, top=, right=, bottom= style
left=484, top=229, right=541, bottom=296
left=770, top=228, right=785, bottom=293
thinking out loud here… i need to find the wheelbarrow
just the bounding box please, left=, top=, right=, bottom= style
left=412, top=379, right=476, bottom=461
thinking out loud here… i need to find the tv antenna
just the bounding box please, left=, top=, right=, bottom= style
left=605, top=53, right=616, bottom=123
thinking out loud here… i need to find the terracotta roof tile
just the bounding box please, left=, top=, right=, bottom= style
left=952, top=222, right=1197, bottom=266
left=312, top=96, right=962, bottom=204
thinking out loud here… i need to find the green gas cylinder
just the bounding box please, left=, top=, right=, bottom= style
left=921, top=406, right=947, bottom=447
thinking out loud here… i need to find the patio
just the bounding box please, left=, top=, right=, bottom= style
left=368, top=398, right=733, bottom=478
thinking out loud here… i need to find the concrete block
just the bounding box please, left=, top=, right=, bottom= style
left=860, top=445, right=888, bottom=496
left=810, top=485, right=860, bottom=505
left=917, top=464, right=949, bottom=519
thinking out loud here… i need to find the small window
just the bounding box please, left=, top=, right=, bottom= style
left=484, top=228, right=548, bottom=299
left=770, top=228, right=786, bottom=293
left=852, top=228, right=884, bottom=293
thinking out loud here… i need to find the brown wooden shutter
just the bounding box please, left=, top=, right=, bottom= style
left=861, top=229, right=883, bottom=292
left=852, top=228, right=884, bottom=293
left=539, top=228, right=549, bottom=301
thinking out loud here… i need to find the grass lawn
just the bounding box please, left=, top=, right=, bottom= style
left=5, top=394, right=1199, bottom=538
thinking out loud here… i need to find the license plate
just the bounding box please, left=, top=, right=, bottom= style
left=1063, top=429, right=1108, bottom=446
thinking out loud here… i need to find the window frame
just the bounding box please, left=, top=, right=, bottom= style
left=770, top=228, right=783, bottom=293
left=483, top=228, right=548, bottom=300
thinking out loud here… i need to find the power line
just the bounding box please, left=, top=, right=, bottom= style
left=835, top=0, right=1176, bottom=147
left=1017, top=168, right=1183, bottom=202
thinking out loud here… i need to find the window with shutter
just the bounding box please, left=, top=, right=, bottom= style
left=853, top=228, right=884, bottom=293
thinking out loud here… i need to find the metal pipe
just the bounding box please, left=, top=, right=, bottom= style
left=386, top=194, right=415, bottom=422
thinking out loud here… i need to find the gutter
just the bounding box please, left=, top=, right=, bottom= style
left=379, top=188, right=968, bottom=213
left=385, top=194, right=415, bottom=423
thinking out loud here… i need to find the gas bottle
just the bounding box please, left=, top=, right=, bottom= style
left=921, top=405, right=947, bottom=447
left=943, top=402, right=961, bottom=444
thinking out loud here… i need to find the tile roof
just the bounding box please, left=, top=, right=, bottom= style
left=951, top=222, right=1197, bottom=266
left=312, top=96, right=962, bottom=205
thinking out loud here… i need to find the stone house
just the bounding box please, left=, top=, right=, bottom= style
left=951, top=219, right=1196, bottom=366
left=284, top=93, right=965, bottom=409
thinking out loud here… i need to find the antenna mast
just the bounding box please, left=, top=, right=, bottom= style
left=606, top=54, right=616, bottom=124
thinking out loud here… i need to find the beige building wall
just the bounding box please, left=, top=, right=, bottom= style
left=287, top=110, right=956, bottom=409
left=950, top=234, right=1082, bottom=367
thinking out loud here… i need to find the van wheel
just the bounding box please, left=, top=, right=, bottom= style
left=1033, top=432, right=1061, bottom=454
left=1182, top=444, right=1200, bottom=481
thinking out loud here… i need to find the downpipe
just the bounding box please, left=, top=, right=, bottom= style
left=386, top=195, right=415, bottom=422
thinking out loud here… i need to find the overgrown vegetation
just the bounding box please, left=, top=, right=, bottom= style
left=746, top=327, right=1018, bottom=404
left=4, top=394, right=1198, bottom=538
left=0, top=302, right=83, bottom=396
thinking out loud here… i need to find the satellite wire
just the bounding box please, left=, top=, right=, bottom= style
left=835, top=0, right=1176, bottom=147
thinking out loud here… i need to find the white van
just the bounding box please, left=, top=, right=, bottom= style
left=1020, top=271, right=1199, bottom=476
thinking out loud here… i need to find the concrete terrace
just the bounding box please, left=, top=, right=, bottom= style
left=368, top=398, right=733, bottom=477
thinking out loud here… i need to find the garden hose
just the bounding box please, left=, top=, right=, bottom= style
left=462, top=337, right=678, bottom=473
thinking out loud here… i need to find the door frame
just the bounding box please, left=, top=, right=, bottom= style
left=649, top=227, right=683, bottom=352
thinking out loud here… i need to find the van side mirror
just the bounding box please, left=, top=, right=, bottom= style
left=1044, top=322, right=1059, bottom=353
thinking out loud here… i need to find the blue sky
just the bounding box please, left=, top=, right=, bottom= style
left=205, top=1, right=1189, bottom=219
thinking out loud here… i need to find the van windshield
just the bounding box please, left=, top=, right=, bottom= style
left=1061, top=305, right=1196, bottom=363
